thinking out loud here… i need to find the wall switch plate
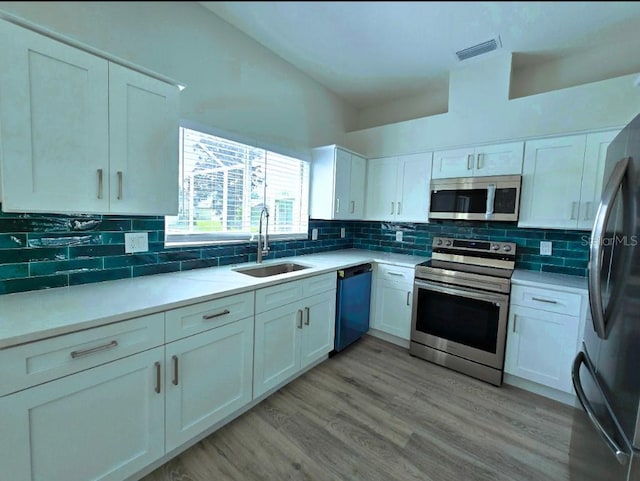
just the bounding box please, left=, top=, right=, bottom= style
left=125, top=232, right=149, bottom=253
left=395, top=231, right=403, bottom=242
left=540, top=241, right=552, bottom=256
left=340, top=227, right=346, bottom=238
left=311, top=228, right=318, bottom=240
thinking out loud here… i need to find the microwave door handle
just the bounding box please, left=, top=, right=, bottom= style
left=589, top=157, right=628, bottom=339
left=572, top=351, right=630, bottom=465
left=485, top=183, right=496, bottom=220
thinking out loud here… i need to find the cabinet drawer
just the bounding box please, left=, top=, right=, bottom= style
left=510, top=284, right=582, bottom=316
left=303, top=272, right=336, bottom=297
left=256, top=279, right=304, bottom=313
left=376, top=264, right=414, bottom=284
left=0, top=313, right=164, bottom=397
left=165, top=291, right=254, bottom=342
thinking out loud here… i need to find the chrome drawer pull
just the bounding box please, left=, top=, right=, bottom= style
left=406, top=291, right=411, bottom=306
left=532, top=297, right=558, bottom=304
left=202, top=309, right=230, bottom=320
left=388, top=272, right=403, bottom=277
left=70, top=340, right=118, bottom=359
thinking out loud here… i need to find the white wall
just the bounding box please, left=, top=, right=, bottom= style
left=344, top=52, right=640, bottom=158
left=356, top=77, right=449, bottom=131
left=0, top=1, right=357, bottom=160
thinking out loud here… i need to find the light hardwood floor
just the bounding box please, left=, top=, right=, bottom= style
left=142, top=335, right=575, bottom=481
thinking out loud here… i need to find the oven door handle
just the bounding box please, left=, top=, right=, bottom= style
left=414, top=279, right=508, bottom=305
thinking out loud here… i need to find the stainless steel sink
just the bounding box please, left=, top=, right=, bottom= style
left=234, top=262, right=310, bottom=278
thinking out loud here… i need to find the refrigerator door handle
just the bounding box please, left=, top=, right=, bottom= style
left=588, top=157, right=629, bottom=339
left=572, top=351, right=630, bottom=465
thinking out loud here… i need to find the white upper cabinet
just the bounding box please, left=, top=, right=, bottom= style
left=432, top=141, right=524, bottom=179
left=518, top=131, right=618, bottom=230
left=365, top=152, right=433, bottom=222
left=578, top=130, right=619, bottom=230
left=310, top=145, right=366, bottom=220
left=0, top=20, right=180, bottom=215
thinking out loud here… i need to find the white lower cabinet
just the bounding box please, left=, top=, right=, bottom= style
left=370, top=264, right=414, bottom=340
left=505, top=305, right=579, bottom=392
left=505, top=283, right=586, bottom=394
left=0, top=347, right=165, bottom=481
left=164, top=316, right=254, bottom=451
left=0, top=271, right=339, bottom=481
left=254, top=282, right=336, bottom=398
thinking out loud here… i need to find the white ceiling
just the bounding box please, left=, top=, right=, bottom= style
left=201, top=1, right=640, bottom=109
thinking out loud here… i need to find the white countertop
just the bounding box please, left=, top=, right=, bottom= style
left=0, top=249, right=429, bottom=349
left=511, top=269, right=588, bottom=294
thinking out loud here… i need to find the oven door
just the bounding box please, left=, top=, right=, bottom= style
left=411, top=278, right=510, bottom=369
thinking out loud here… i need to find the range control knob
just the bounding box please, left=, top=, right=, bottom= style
left=444, top=240, right=452, bottom=247
left=436, top=239, right=443, bottom=246
left=503, top=245, right=512, bottom=252
left=491, top=244, right=500, bottom=251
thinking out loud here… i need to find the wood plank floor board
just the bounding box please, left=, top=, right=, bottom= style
left=141, top=335, right=575, bottom=481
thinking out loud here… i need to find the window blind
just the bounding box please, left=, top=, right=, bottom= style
left=165, top=127, right=309, bottom=246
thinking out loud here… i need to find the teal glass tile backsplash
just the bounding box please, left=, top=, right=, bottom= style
left=0, top=209, right=352, bottom=295
left=349, top=219, right=590, bottom=277
left=0, top=208, right=590, bottom=296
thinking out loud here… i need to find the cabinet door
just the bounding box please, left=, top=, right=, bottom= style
left=505, top=305, right=579, bottom=392
left=253, top=303, right=302, bottom=397
left=396, top=152, right=432, bottom=222
left=474, top=141, right=524, bottom=176
left=0, top=347, right=165, bottom=481
left=300, top=290, right=336, bottom=369
left=365, top=157, right=398, bottom=220
left=518, top=135, right=587, bottom=229
left=0, top=20, right=109, bottom=213
left=577, top=130, right=619, bottom=230
left=372, top=280, right=413, bottom=340
left=333, top=148, right=353, bottom=219
left=109, top=63, right=179, bottom=215
left=431, top=147, right=474, bottom=179
left=348, top=153, right=367, bottom=219
left=165, top=317, right=253, bottom=451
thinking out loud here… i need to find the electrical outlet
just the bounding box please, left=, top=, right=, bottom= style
left=340, top=227, right=346, bottom=238
left=395, top=231, right=403, bottom=242
left=540, top=241, right=552, bottom=256
left=311, top=228, right=318, bottom=240
left=125, top=232, right=149, bottom=253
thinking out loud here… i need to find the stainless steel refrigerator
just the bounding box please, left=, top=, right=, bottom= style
left=570, top=113, right=640, bottom=480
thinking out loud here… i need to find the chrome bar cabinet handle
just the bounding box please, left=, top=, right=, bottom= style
left=531, top=297, right=557, bottom=304
left=297, top=310, right=303, bottom=329
left=71, top=340, right=118, bottom=359
left=202, top=309, right=230, bottom=320
left=154, top=361, right=161, bottom=394
left=117, top=171, right=123, bottom=200
left=304, top=307, right=310, bottom=325
left=97, top=169, right=103, bottom=199
left=172, top=355, right=179, bottom=386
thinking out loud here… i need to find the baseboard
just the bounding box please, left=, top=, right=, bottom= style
left=367, top=328, right=410, bottom=349
left=503, top=373, right=578, bottom=407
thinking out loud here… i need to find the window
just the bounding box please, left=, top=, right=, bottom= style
left=165, top=127, right=309, bottom=246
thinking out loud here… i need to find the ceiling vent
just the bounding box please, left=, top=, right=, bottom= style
left=456, top=36, right=502, bottom=61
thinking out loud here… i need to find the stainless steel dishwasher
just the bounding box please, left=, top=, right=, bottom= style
left=334, top=263, right=373, bottom=352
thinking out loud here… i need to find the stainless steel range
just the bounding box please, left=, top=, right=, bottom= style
left=410, top=236, right=516, bottom=386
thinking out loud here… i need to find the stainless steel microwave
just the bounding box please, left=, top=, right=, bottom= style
left=429, top=175, right=522, bottom=221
